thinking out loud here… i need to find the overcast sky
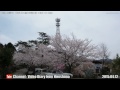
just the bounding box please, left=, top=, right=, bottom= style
left=0, top=11, right=120, bottom=59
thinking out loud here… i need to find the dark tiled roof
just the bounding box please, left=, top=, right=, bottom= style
left=92, top=59, right=113, bottom=64
left=92, top=60, right=102, bottom=64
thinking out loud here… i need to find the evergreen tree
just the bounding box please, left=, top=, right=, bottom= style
left=37, top=32, right=50, bottom=45
left=112, top=54, right=120, bottom=75
left=0, top=42, right=16, bottom=78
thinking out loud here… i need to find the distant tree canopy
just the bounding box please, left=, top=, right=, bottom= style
left=14, top=32, right=50, bottom=51
left=14, top=41, right=31, bottom=47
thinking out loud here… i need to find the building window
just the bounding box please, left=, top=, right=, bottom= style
left=96, top=67, right=100, bottom=73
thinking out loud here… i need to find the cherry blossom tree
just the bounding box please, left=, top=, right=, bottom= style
left=13, top=32, right=62, bottom=70
left=13, top=43, right=64, bottom=70
left=13, top=46, right=35, bottom=67
left=72, top=61, right=95, bottom=78
left=50, top=34, right=98, bottom=73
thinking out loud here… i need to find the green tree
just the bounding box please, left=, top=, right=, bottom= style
left=0, top=42, right=16, bottom=78
left=14, top=41, right=31, bottom=47
left=37, top=32, right=50, bottom=45
left=112, top=54, right=120, bottom=75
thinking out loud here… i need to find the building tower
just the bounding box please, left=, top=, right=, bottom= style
left=55, top=18, right=61, bottom=42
